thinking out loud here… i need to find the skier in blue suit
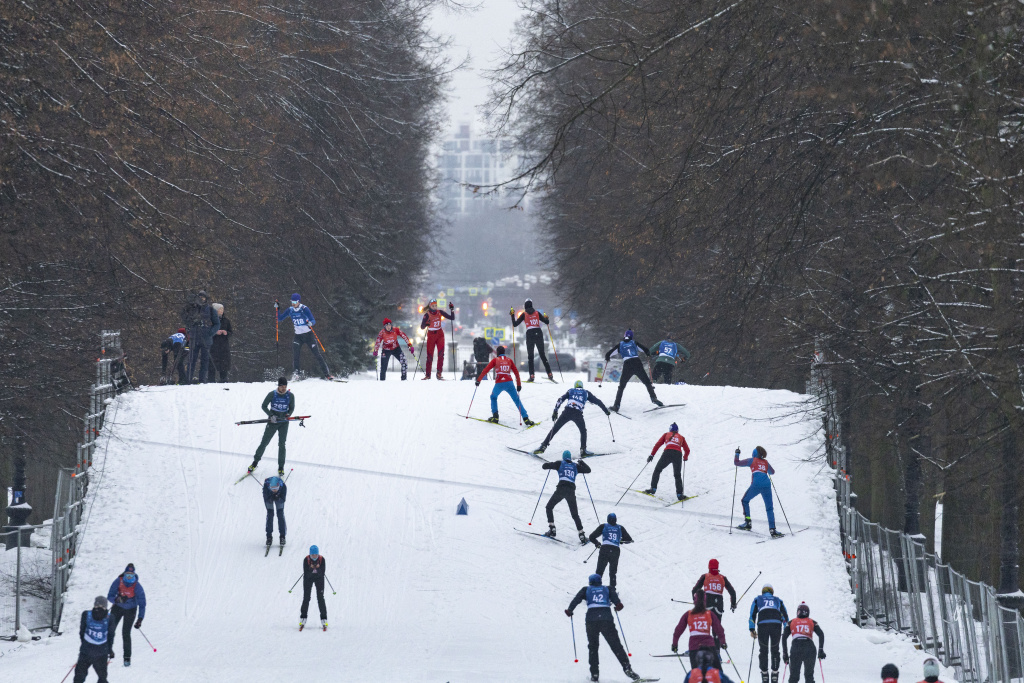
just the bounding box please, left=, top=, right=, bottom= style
left=535, top=380, right=610, bottom=457
left=277, top=293, right=332, bottom=379
left=734, top=446, right=782, bottom=538
left=749, top=584, right=790, bottom=683
left=603, top=329, right=662, bottom=412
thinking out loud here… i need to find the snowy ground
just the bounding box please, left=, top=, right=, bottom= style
left=4, top=377, right=952, bottom=681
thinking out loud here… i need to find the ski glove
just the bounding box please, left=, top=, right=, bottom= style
left=818, top=651, right=826, bottom=660
left=604, top=409, right=611, bottom=416
left=564, top=609, right=573, bottom=617
left=614, top=602, right=624, bottom=611
left=516, top=383, right=522, bottom=391
left=269, top=415, right=278, bottom=423
left=551, top=411, right=558, bottom=422
left=475, top=380, right=481, bottom=387
left=671, top=644, right=678, bottom=653
left=783, top=655, right=789, bottom=665
left=731, top=603, right=737, bottom=612
left=647, top=455, right=654, bottom=463
left=134, top=619, right=142, bottom=629
left=448, top=302, right=455, bottom=310
left=750, top=629, right=757, bottom=639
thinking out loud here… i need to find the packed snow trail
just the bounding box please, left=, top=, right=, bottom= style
left=7, top=380, right=950, bottom=681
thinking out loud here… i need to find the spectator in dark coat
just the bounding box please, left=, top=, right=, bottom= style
left=183, top=290, right=219, bottom=383
left=209, top=303, right=232, bottom=382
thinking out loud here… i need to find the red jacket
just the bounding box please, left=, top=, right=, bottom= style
left=477, top=355, right=521, bottom=384
left=373, top=326, right=412, bottom=355
left=652, top=432, right=690, bottom=459
left=421, top=308, right=453, bottom=332
left=673, top=609, right=726, bottom=651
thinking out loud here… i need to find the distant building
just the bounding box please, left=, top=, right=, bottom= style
left=436, top=123, right=521, bottom=214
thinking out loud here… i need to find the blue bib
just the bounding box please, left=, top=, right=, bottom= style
left=657, top=341, right=678, bottom=358
left=760, top=596, right=777, bottom=610
left=270, top=391, right=291, bottom=413
left=619, top=340, right=639, bottom=359
left=557, top=460, right=578, bottom=483
left=84, top=612, right=108, bottom=646
left=586, top=586, right=611, bottom=609
left=565, top=388, right=588, bottom=411
left=169, top=333, right=186, bottom=345
left=602, top=523, right=622, bottom=547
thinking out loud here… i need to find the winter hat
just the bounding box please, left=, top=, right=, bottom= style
left=588, top=573, right=602, bottom=586
left=762, top=583, right=774, bottom=594
left=124, top=563, right=135, bottom=574
left=623, top=329, right=634, bottom=340
left=309, top=545, right=319, bottom=556
left=670, top=422, right=679, bottom=433
left=754, top=446, right=768, bottom=459
left=277, top=376, right=288, bottom=387
left=881, top=663, right=899, bottom=681
left=797, top=602, right=810, bottom=618
left=524, top=298, right=533, bottom=309
left=607, top=513, right=617, bottom=524
left=382, top=318, right=392, bottom=326
left=268, top=477, right=283, bottom=492
left=562, top=450, right=572, bottom=461
left=496, top=345, right=506, bottom=356
left=94, top=596, right=108, bottom=610
left=708, top=559, right=719, bottom=574
left=177, top=328, right=186, bottom=335
left=291, top=293, right=301, bottom=302
left=197, top=290, right=208, bottom=300
left=922, top=658, right=939, bottom=680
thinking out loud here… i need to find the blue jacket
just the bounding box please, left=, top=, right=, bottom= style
left=749, top=593, right=789, bottom=629
left=554, top=387, right=608, bottom=414
left=107, top=567, right=147, bottom=619
left=568, top=584, right=622, bottom=623
left=278, top=304, right=316, bottom=331
left=263, top=479, right=287, bottom=504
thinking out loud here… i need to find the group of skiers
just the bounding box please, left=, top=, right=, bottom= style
left=72, top=564, right=147, bottom=680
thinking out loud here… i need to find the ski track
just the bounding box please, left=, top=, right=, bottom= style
left=5, top=379, right=956, bottom=682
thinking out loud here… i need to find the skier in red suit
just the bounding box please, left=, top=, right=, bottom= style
left=420, top=299, right=454, bottom=379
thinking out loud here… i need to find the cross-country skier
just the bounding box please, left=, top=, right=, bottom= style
left=604, top=329, right=662, bottom=412
left=510, top=299, right=553, bottom=382
left=160, top=328, right=188, bottom=385
left=644, top=422, right=691, bottom=500
left=688, top=647, right=738, bottom=683
left=182, top=290, right=220, bottom=383
left=690, top=559, right=737, bottom=618
left=300, top=545, right=328, bottom=631
left=650, top=334, right=691, bottom=385
left=565, top=573, right=641, bottom=682
left=919, top=658, right=944, bottom=683
left=749, top=584, right=789, bottom=683
left=277, top=293, right=332, bottom=380
left=475, top=345, right=535, bottom=426
left=420, top=298, right=455, bottom=379
left=74, top=596, right=111, bottom=683
left=106, top=563, right=146, bottom=667
left=248, top=377, right=294, bottom=476
left=535, top=380, right=609, bottom=457
left=782, top=602, right=825, bottom=683
left=881, top=664, right=899, bottom=683
left=587, top=513, right=633, bottom=590
left=264, top=475, right=287, bottom=548
left=734, top=447, right=783, bottom=538
left=541, top=451, right=591, bottom=543
left=373, top=318, right=414, bottom=381
left=672, top=590, right=727, bottom=668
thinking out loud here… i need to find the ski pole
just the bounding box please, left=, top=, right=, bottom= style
left=782, top=663, right=787, bottom=683
left=546, top=321, right=564, bottom=382
left=510, top=308, right=516, bottom=367
left=722, top=646, right=745, bottom=683
left=819, top=657, right=826, bottom=683
left=138, top=627, right=157, bottom=652
left=581, top=472, right=600, bottom=524
left=287, top=574, right=303, bottom=593
left=528, top=471, right=551, bottom=525
left=450, top=311, right=457, bottom=380
left=614, top=609, right=632, bottom=657
left=465, top=383, right=479, bottom=418
left=730, top=449, right=740, bottom=534
left=670, top=598, right=693, bottom=605
left=569, top=613, right=578, bottom=663
left=583, top=545, right=598, bottom=563
left=736, top=570, right=763, bottom=603
left=412, top=334, right=426, bottom=380
left=60, top=663, right=76, bottom=683
left=311, top=327, right=326, bottom=353
left=613, top=460, right=650, bottom=506
left=681, top=458, right=687, bottom=498
left=274, top=300, right=279, bottom=367
left=607, top=413, right=616, bottom=442
left=747, top=634, right=755, bottom=683
left=325, top=575, right=337, bottom=595
left=768, top=474, right=794, bottom=535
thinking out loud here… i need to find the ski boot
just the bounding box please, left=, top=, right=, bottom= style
left=524, top=418, right=537, bottom=427
left=533, top=445, right=548, bottom=455
left=677, top=492, right=685, bottom=501
left=578, top=529, right=588, bottom=545
left=547, top=372, right=554, bottom=381
left=280, top=535, right=286, bottom=546
left=278, top=468, right=285, bottom=476
left=642, top=488, right=656, bottom=495
left=486, top=413, right=500, bottom=424
left=299, top=618, right=306, bottom=630
left=435, top=371, right=445, bottom=380
left=761, top=671, right=769, bottom=683
left=736, top=517, right=753, bottom=531
left=543, top=525, right=556, bottom=539
left=580, top=448, right=594, bottom=458
left=266, top=535, right=273, bottom=547
left=624, top=668, right=640, bottom=681
left=771, top=670, right=779, bottom=683
left=527, top=374, right=535, bottom=383
left=401, top=372, right=407, bottom=381
left=247, top=464, right=257, bottom=473
left=124, top=658, right=131, bottom=668
left=769, top=528, right=785, bottom=539
left=324, top=375, right=334, bottom=381
left=421, top=374, right=431, bottom=380
left=591, top=675, right=599, bottom=682
left=321, top=619, right=328, bottom=631
left=652, top=398, right=664, bottom=407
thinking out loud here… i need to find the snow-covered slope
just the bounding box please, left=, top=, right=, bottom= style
left=7, top=378, right=948, bottom=681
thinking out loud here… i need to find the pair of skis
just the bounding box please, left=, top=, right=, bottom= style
left=458, top=414, right=543, bottom=431
left=513, top=527, right=586, bottom=547
left=631, top=489, right=698, bottom=507
left=235, top=415, right=311, bottom=427
left=265, top=539, right=286, bottom=557
left=505, top=447, right=617, bottom=460
left=610, top=402, right=686, bottom=419
left=299, top=621, right=327, bottom=632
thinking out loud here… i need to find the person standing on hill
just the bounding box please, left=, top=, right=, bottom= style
left=74, top=596, right=111, bottom=683
left=650, top=334, right=691, bottom=384
left=277, top=293, right=332, bottom=380
left=475, top=346, right=535, bottom=426
left=587, top=512, right=633, bottom=590
left=644, top=422, right=691, bottom=500
left=672, top=590, right=727, bottom=669
left=472, top=336, right=495, bottom=376
left=209, top=303, right=232, bottom=382
left=782, top=602, right=825, bottom=683
left=420, top=298, right=454, bottom=379
left=604, top=329, right=662, bottom=412
left=248, top=377, right=294, bottom=476
left=299, top=545, right=328, bottom=631
left=749, top=584, right=789, bottom=683
left=690, top=558, right=737, bottom=618
left=510, top=299, right=553, bottom=382
left=734, top=446, right=782, bottom=538
left=264, top=475, right=287, bottom=547
left=565, top=573, right=641, bottom=682
left=160, top=328, right=188, bottom=385
left=373, top=318, right=415, bottom=380
left=535, top=380, right=609, bottom=457
left=182, top=290, right=220, bottom=383
left=541, top=451, right=591, bottom=543
left=106, top=563, right=146, bottom=667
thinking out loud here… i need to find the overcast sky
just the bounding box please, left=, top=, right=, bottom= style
left=429, top=1, right=524, bottom=136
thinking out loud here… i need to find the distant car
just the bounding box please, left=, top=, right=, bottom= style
left=518, top=352, right=576, bottom=372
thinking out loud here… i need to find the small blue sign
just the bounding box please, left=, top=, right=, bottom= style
left=456, top=498, right=469, bottom=515
left=553, top=308, right=562, bottom=318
